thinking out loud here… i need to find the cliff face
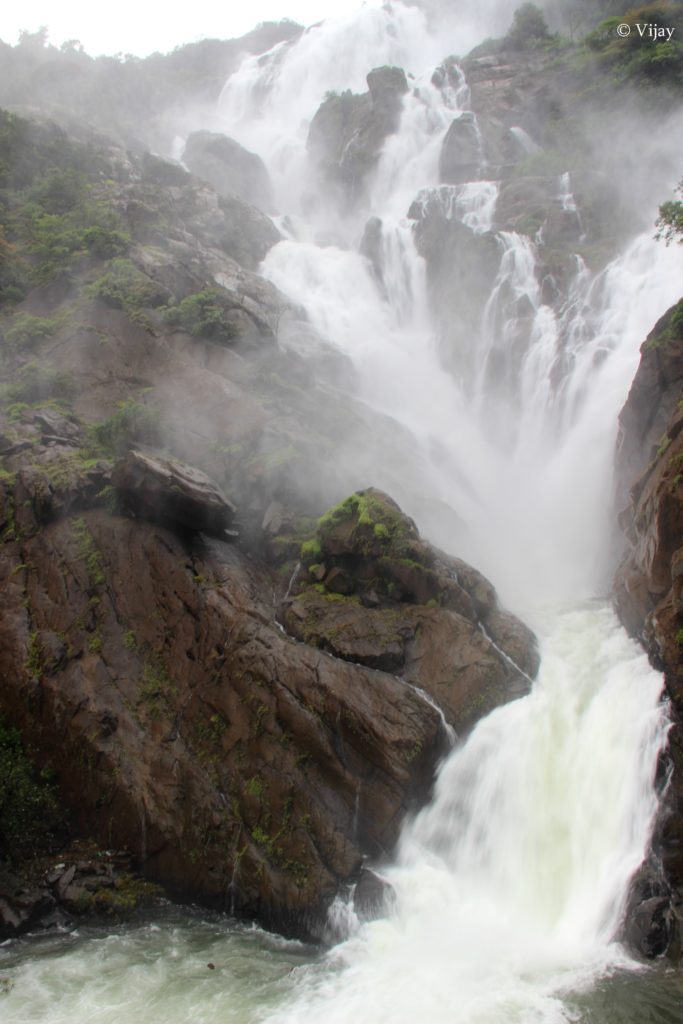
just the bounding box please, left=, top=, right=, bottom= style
left=0, top=109, right=538, bottom=938
left=613, top=299, right=683, bottom=956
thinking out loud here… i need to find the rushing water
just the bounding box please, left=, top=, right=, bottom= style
left=5, top=2, right=683, bottom=1020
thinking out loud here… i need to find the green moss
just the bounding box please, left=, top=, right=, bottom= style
left=123, top=630, right=137, bottom=651
left=25, top=631, right=44, bottom=677
left=138, top=657, right=177, bottom=720
left=300, top=538, right=322, bottom=564
left=373, top=522, right=389, bottom=540
left=71, top=517, right=105, bottom=587
left=71, top=873, right=163, bottom=917
left=245, top=775, right=264, bottom=798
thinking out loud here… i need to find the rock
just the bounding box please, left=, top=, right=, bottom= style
left=0, top=501, right=448, bottom=939
left=283, top=489, right=539, bottom=734
left=307, top=66, right=408, bottom=208
left=183, top=131, right=274, bottom=212
left=353, top=868, right=395, bottom=921
left=613, top=297, right=683, bottom=960
left=439, top=112, right=482, bottom=184
left=112, top=448, right=237, bottom=537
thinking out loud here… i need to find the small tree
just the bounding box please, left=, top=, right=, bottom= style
left=656, top=181, right=683, bottom=244
left=505, top=3, right=552, bottom=48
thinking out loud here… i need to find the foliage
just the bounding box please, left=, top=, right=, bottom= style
left=88, top=258, right=165, bottom=316
left=504, top=3, right=552, bottom=48
left=89, top=398, right=160, bottom=455
left=2, top=361, right=72, bottom=404
left=0, top=716, right=61, bottom=861
left=3, top=310, right=61, bottom=350
left=163, top=289, right=238, bottom=343
left=585, top=3, right=683, bottom=85
left=656, top=181, right=683, bottom=243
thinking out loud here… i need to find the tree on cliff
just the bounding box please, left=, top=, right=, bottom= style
left=656, top=181, right=683, bottom=243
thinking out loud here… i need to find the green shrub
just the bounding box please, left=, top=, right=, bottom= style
left=504, top=3, right=552, bottom=48
left=88, top=258, right=164, bottom=314
left=163, top=289, right=238, bottom=343
left=0, top=717, right=61, bottom=861
left=4, top=310, right=61, bottom=350
left=657, top=181, right=683, bottom=244
left=89, top=398, right=160, bottom=455
left=3, top=361, right=72, bottom=404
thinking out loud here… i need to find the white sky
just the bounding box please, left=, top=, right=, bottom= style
left=0, top=0, right=367, bottom=57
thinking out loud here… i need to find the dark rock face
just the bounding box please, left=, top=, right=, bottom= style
left=112, top=448, right=237, bottom=537
left=613, top=299, right=683, bottom=958
left=307, top=66, right=408, bottom=207
left=183, top=131, right=274, bottom=212
left=353, top=867, right=395, bottom=921
left=0, top=452, right=448, bottom=939
left=281, top=489, right=539, bottom=736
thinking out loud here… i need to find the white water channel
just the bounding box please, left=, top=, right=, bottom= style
left=3, top=3, right=683, bottom=1022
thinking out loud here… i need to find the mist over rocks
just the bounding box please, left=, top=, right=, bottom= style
left=182, top=130, right=274, bottom=213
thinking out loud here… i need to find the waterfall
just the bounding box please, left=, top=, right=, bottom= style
left=214, top=7, right=683, bottom=1019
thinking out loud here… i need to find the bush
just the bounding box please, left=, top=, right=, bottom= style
left=89, top=398, right=160, bottom=455
left=4, top=310, right=61, bottom=350
left=505, top=3, right=552, bottom=48
left=0, top=716, right=61, bottom=860
left=89, top=258, right=165, bottom=315
left=585, top=3, right=683, bottom=84
left=3, top=361, right=72, bottom=404
left=163, top=289, right=238, bottom=343
left=656, top=181, right=683, bottom=243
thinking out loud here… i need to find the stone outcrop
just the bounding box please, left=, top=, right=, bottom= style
left=280, top=489, right=539, bottom=736
left=439, top=112, right=482, bottom=185
left=112, top=448, right=237, bottom=537
left=613, top=298, right=683, bottom=958
left=0, top=450, right=448, bottom=939
left=182, top=131, right=274, bottom=212
left=307, top=65, right=408, bottom=207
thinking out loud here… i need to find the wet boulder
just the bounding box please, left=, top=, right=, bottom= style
left=112, top=448, right=237, bottom=537
left=282, top=489, right=539, bottom=735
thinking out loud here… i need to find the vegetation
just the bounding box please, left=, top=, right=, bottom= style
left=585, top=3, right=683, bottom=85
left=504, top=3, right=553, bottom=49
left=163, top=289, right=239, bottom=344
left=0, top=716, right=61, bottom=861
left=657, top=181, right=683, bottom=243
left=88, top=258, right=165, bottom=320
left=89, top=398, right=160, bottom=455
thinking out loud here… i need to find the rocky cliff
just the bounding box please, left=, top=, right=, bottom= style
left=0, top=108, right=538, bottom=939
left=614, top=299, right=683, bottom=957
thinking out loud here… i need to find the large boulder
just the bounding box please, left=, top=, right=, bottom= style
left=282, top=489, right=539, bottom=736
left=307, top=65, right=408, bottom=208
left=182, top=131, right=274, bottom=212
left=112, top=448, right=237, bottom=537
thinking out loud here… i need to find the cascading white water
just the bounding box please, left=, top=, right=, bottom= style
left=218, top=5, right=683, bottom=1021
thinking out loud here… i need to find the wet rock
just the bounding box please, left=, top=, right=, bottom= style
left=283, top=489, right=539, bottom=734
left=307, top=66, right=408, bottom=207
left=439, top=112, right=481, bottom=184
left=112, top=448, right=237, bottom=537
left=614, top=298, right=683, bottom=960
left=183, top=131, right=274, bottom=212
left=353, top=868, right=395, bottom=921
